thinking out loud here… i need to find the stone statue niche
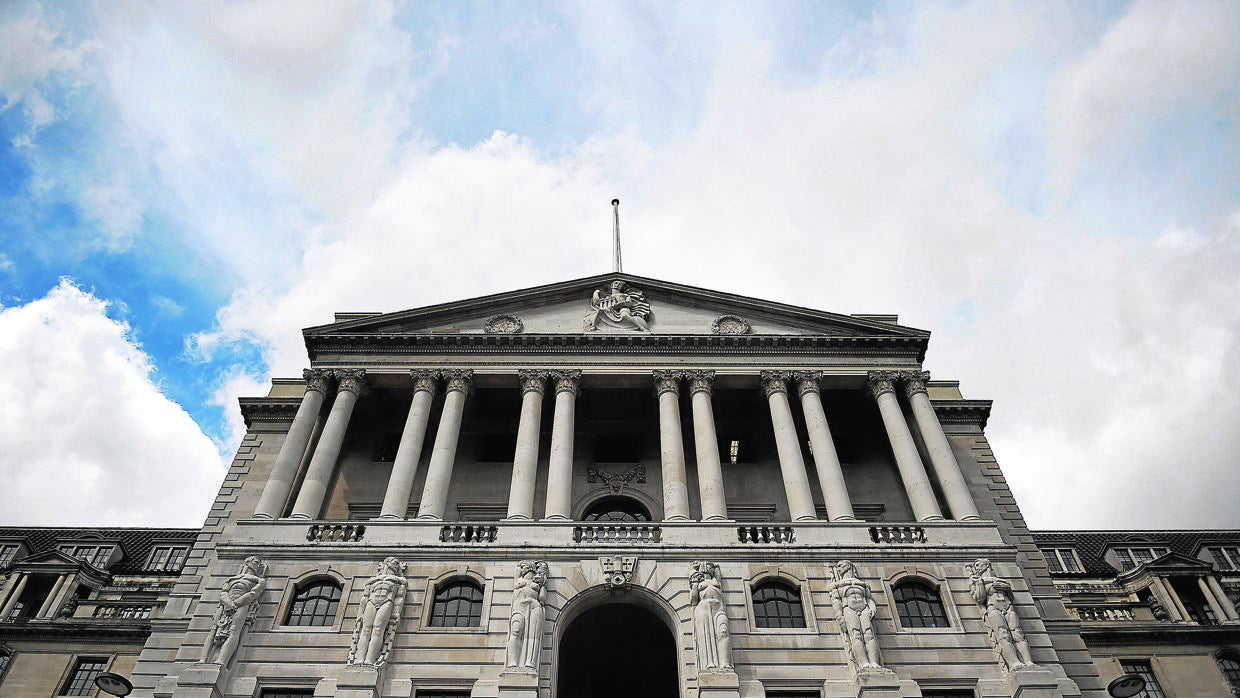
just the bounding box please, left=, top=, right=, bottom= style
left=689, top=561, right=734, bottom=672
left=826, top=560, right=889, bottom=674
left=968, top=558, right=1036, bottom=672
left=583, top=280, right=651, bottom=332
left=349, top=557, right=408, bottom=667
left=200, top=556, right=267, bottom=667
left=506, top=560, right=549, bottom=671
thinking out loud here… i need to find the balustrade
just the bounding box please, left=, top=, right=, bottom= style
left=573, top=525, right=662, bottom=544
left=440, top=525, right=498, bottom=543
left=737, top=525, right=796, bottom=544
left=869, top=525, right=927, bottom=544
left=1072, top=606, right=1135, bottom=622
left=306, top=523, right=366, bottom=542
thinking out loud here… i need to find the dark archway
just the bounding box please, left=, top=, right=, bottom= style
left=556, top=602, right=678, bottom=698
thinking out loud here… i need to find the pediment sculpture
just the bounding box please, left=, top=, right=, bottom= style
left=200, top=556, right=266, bottom=667
left=583, top=280, right=651, bottom=332
left=349, top=557, right=408, bottom=667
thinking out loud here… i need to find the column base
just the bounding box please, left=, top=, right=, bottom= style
left=665, top=515, right=691, bottom=522
left=793, top=515, right=819, bottom=522
left=251, top=512, right=275, bottom=520
left=830, top=516, right=859, bottom=522
left=959, top=515, right=983, bottom=521
left=416, top=514, right=443, bottom=521
left=503, top=515, right=533, bottom=522
left=542, top=515, right=570, bottom=521
left=917, top=515, right=946, bottom=522
left=287, top=513, right=312, bottom=520
left=376, top=513, right=406, bottom=521
left=703, top=516, right=734, bottom=522
left=698, top=670, right=740, bottom=698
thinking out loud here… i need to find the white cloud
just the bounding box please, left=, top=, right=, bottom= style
left=1047, top=0, right=1240, bottom=188
left=0, top=1, right=96, bottom=145
left=81, top=179, right=144, bottom=251
left=208, top=369, right=270, bottom=458
left=0, top=280, right=224, bottom=526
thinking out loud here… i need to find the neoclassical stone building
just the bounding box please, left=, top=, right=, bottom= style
left=2, top=273, right=1237, bottom=697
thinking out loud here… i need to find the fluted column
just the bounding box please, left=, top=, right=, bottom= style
left=868, top=371, right=943, bottom=522
left=687, top=371, right=728, bottom=521
left=761, top=371, right=818, bottom=521
left=1198, top=576, right=1229, bottom=622
left=378, top=370, right=439, bottom=520
left=416, top=370, right=473, bottom=520
left=903, top=371, right=981, bottom=520
left=289, top=369, right=367, bottom=519
left=506, top=370, right=549, bottom=520
left=254, top=369, right=331, bottom=518
left=794, top=372, right=856, bottom=521
left=543, top=371, right=581, bottom=520
left=1205, top=576, right=1239, bottom=621
left=654, top=371, right=691, bottom=521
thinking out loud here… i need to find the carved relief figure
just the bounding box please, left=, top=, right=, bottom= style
left=689, top=561, right=733, bottom=672
left=968, top=558, right=1035, bottom=671
left=826, top=560, right=884, bottom=671
left=349, top=557, right=408, bottom=667
left=583, top=280, right=651, bottom=332
left=200, top=556, right=266, bottom=667
left=506, top=560, right=549, bottom=670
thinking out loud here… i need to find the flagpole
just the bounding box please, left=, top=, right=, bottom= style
left=612, top=198, right=623, bottom=273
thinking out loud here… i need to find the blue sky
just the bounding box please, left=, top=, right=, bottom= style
left=1, top=0, right=1238, bottom=528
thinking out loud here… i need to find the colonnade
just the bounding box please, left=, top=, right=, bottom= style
left=253, top=367, right=981, bottom=523
left=1148, top=574, right=1240, bottom=623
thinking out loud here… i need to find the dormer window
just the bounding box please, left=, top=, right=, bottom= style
left=1113, top=546, right=1168, bottom=571
left=0, top=544, right=18, bottom=568
left=59, top=545, right=113, bottom=567
left=1207, top=546, right=1240, bottom=571
left=147, top=545, right=189, bottom=572
left=1042, top=548, right=1082, bottom=573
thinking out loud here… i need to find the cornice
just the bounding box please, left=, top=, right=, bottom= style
left=305, top=333, right=929, bottom=362
left=930, top=399, right=992, bottom=429
left=239, top=398, right=302, bottom=428
left=0, top=619, right=151, bottom=643
left=1080, top=623, right=1240, bottom=644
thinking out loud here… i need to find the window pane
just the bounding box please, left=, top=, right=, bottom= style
left=261, top=691, right=316, bottom=698
left=62, top=658, right=108, bottom=696
left=1059, top=550, right=1081, bottom=573
left=1045, top=550, right=1063, bottom=573
left=430, top=581, right=483, bottom=627
left=753, top=582, right=805, bottom=629
left=1218, top=656, right=1240, bottom=693
left=894, top=582, right=949, bottom=628
left=1119, top=660, right=1166, bottom=698
left=284, top=581, right=341, bottom=627
left=1115, top=550, right=1135, bottom=569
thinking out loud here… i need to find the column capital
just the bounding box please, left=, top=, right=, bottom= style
left=760, top=370, right=791, bottom=397
left=410, top=369, right=439, bottom=394
left=901, top=370, right=931, bottom=399
left=793, top=371, right=824, bottom=397
left=302, top=368, right=332, bottom=395
left=550, top=370, right=582, bottom=396
left=653, top=370, right=683, bottom=396
left=685, top=370, right=716, bottom=395
left=866, top=371, right=900, bottom=399
left=518, top=369, right=551, bottom=395
left=333, top=369, right=368, bottom=396
left=441, top=369, right=474, bottom=395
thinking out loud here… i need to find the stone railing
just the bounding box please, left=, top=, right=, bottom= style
left=737, top=525, right=796, bottom=544
left=869, top=526, right=927, bottom=544
left=306, top=524, right=366, bottom=542
left=574, top=525, right=662, bottom=544
left=440, top=525, right=498, bottom=543
left=1071, top=606, right=1135, bottom=622
left=92, top=604, right=154, bottom=620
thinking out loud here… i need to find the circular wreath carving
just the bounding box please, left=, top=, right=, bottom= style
left=483, top=314, right=524, bottom=334
left=711, top=315, right=752, bottom=335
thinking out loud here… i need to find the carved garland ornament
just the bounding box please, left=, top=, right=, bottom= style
left=711, top=315, right=751, bottom=335
left=484, top=315, right=524, bottom=334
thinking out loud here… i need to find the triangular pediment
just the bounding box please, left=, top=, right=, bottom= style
left=305, top=273, right=928, bottom=339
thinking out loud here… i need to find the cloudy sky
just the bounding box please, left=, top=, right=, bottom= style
left=1, top=1, right=1237, bottom=530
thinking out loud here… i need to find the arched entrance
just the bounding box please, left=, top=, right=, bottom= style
left=556, top=600, right=679, bottom=698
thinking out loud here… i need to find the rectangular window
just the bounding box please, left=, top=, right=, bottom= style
left=60, top=545, right=113, bottom=566
left=1208, top=546, right=1240, bottom=571
left=148, top=546, right=189, bottom=572
left=417, top=692, right=471, bottom=698
left=60, top=657, right=108, bottom=696
left=260, top=691, right=315, bottom=698
left=1119, top=659, right=1166, bottom=698
left=1114, top=547, right=1169, bottom=570
left=1043, top=548, right=1082, bottom=573
left=0, top=544, right=17, bottom=567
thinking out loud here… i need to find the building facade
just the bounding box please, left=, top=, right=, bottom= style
left=1, top=273, right=1235, bottom=697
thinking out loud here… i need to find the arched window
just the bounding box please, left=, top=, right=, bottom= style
left=1218, top=651, right=1240, bottom=694
left=429, top=580, right=483, bottom=627
left=893, top=580, right=949, bottom=628
left=283, top=580, right=342, bottom=627
left=752, top=580, right=806, bottom=628
left=583, top=497, right=651, bottom=522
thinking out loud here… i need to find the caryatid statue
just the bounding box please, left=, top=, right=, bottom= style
left=201, top=556, right=266, bottom=667
left=505, top=560, right=549, bottom=670
left=968, top=558, right=1035, bottom=672
left=826, top=560, right=885, bottom=671
left=689, top=561, right=733, bottom=672
left=583, top=280, right=651, bottom=332
left=349, top=557, right=408, bottom=667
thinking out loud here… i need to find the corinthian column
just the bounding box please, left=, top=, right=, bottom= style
left=654, top=371, right=691, bottom=521
left=506, top=370, right=549, bottom=520
left=378, top=370, right=439, bottom=520
left=867, top=371, right=943, bottom=522
left=254, top=369, right=331, bottom=518
left=903, top=371, right=981, bottom=521
left=794, top=372, right=856, bottom=521
left=416, top=370, right=473, bottom=520
left=687, top=371, right=728, bottom=521
left=761, top=371, right=818, bottom=521
left=290, top=369, right=366, bottom=519
left=543, top=371, right=581, bottom=520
